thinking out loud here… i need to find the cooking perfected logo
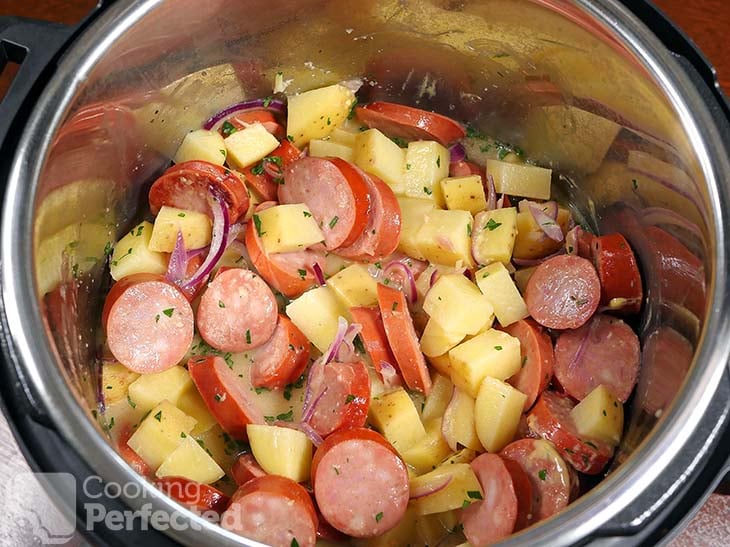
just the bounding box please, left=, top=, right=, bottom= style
left=0, top=471, right=77, bottom=545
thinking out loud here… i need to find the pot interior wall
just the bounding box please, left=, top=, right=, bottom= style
left=33, top=0, right=710, bottom=528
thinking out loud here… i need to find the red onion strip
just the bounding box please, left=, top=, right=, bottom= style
left=379, top=361, right=401, bottom=388
left=383, top=260, right=417, bottom=304
left=565, top=226, right=582, bottom=255
left=485, top=174, right=497, bottom=211
left=181, top=191, right=229, bottom=291
left=166, top=230, right=189, bottom=283
left=410, top=476, right=453, bottom=499
left=337, top=323, right=363, bottom=363
left=312, top=262, right=326, bottom=286
left=528, top=204, right=564, bottom=242
left=429, top=269, right=439, bottom=288
left=449, top=143, right=466, bottom=164
left=203, top=98, right=286, bottom=130
left=641, top=206, right=704, bottom=239
left=301, top=386, right=328, bottom=424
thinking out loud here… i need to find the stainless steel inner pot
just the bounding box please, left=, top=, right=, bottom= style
left=2, top=0, right=730, bottom=545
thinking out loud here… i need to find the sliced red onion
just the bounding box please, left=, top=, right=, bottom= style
left=312, top=262, right=326, bottom=286
left=263, top=160, right=284, bottom=181
left=301, top=386, right=328, bottom=424
left=520, top=199, right=558, bottom=219
left=166, top=230, right=188, bottom=283
left=203, top=98, right=286, bottom=130
left=512, top=247, right=566, bottom=267
left=410, top=476, right=452, bottom=500
left=322, top=317, right=349, bottom=366
left=337, top=323, right=363, bottom=363
left=295, top=421, right=324, bottom=447
left=496, top=193, right=509, bottom=209
left=449, top=143, right=466, bottom=164
left=181, top=191, right=229, bottom=291
left=528, top=204, right=564, bottom=242
left=429, top=269, right=440, bottom=288
left=485, top=174, right=496, bottom=211
left=383, top=260, right=418, bottom=304
left=379, top=361, right=401, bottom=388
left=640, top=207, right=704, bottom=240
left=565, top=225, right=582, bottom=255
left=567, top=315, right=599, bottom=373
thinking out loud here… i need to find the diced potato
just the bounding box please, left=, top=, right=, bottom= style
left=475, top=262, right=529, bottom=327
left=487, top=158, right=552, bottom=200
left=472, top=207, right=518, bottom=266
left=148, top=206, right=212, bottom=253
left=441, top=448, right=477, bottom=466
left=127, top=366, right=193, bottom=415
left=513, top=207, right=571, bottom=260
left=474, top=377, right=527, bottom=452
left=403, top=141, right=449, bottom=205
left=410, top=463, right=482, bottom=515
left=514, top=266, right=537, bottom=294
left=156, top=436, right=225, bottom=484
left=286, top=286, right=347, bottom=352
left=449, top=329, right=522, bottom=397
left=328, top=119, right=364, bottom=146
left=402, top=418, right=453, bottom=475
left=354, top=129, right=406, bottom=192
left=128, top=401, right=197, bottom=469
left=441, top=175, right=488, bottom=215
left=426, top=353, right=452, bottom=377
left=101, top=362, right=140, bottom=405
left=287, top=84, right=356, bottom=147
left=416, top=510, right=460, bottom=546
left=247, top=424, right=313, bottom=482
left=255, top=204, right=324, bottom=254
left=417, top=209, right=475, bottom=268
left=177, top=384, right=217, bottom=436
left=441, top=388, right=482, bottom=451
left=421, top=373, right=454, bottom=423
left=423, top=274, right=492, bottom=336
left=173, top=129, right=227, bottom=165
left=369, top=388, right=427, bottom=454
left=309, top=138, right=355, bottom=162
left=420, top=318, right=465, bottom=358
left=397, top=197, right=435, bottom=260
left=224, top=122, right=280, bottom=169
left=570, top=385, right=624, bottom=445
left=110, top=221, right=168, bottom=281
left=354, top=505, right=419, bottom=547
left=194, top=425, right=240, bottom=474
left=327, top=264, right=379, bottom=309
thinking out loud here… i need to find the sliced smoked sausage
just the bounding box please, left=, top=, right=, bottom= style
left=592, top=233, right=643, bottom=314
left=231, top=453, right=267, bottom=486
left=280, top=157, right=371, bottom=250
left=503, top=319, right=554, bottom=411
left=221, top=475, right=317, bottom=547
left=103, top=273, right=194, bottom=374
left=155, top=477, right=230, bottom=515
left=251, top=314, right=310, bottom=389
left=356, top=102, right=466, bottom=146
left=196, top=268, right=278, bottom=353
left=349, top=306, right=399, bottom=382
left=525, top=255, right=600, bottom=330
left=527, top=391, right=614, bottom=475
left=312, top=427, right=409, bottom=538
left=553, top=314, right=640, bottom=402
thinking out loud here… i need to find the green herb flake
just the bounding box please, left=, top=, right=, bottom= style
left=214, top=393, right=223, bottom=402
left=127, top=395, right=136, bottom=409
left=333, top=466, right=340, bottom=475
left=162, top=308, right=174, bottom=318
left=423, top=186, right=432, bottom=195
left=154, top=411, right=162, bottom=422
left=291, top=539, right=300, bottom=547
left=253, top=214, right=265, bottom=237
left=276, top=409, right=294, bottom=422
left=254, top=387, right=270, bottom=395
left=375, top=512, right=384, bottom=522
left=221, top=121, right=237, bottom=137
left=246, top=329, right=252, bottom=345
left=485, top=218, right=502, bottom=231
left=353, top=335, right=366, bottom=354
left=303, top=210, right=312, bottom=217
left=584, top=440, right=598, bottom=449
left=329, top=216, right=339, bottom=229
left=218, top=300, right=226, bottom=308
left=347, top=98, right=358, bottom=120
left=390, top=136, right=408, bottom=148
left=287, top=135, right=295, bottom=142
left=180, top=432, right=187, bottom=438
left=177, top=212, right=187, bottom=218
left=251, top=162, right=265, bottom=176
left=263, top=96, right=273, bottom=108
left=482, top=272, right=490, bottom=279
left=632, top=178, right=639, bottom=190
left=538, top=469, right=548, bottom=481
left=436, top=156, right=441, bottom=168
left=467, top=490, right=483, bottom=500
left=494, top=345, right=503, bottom=351
left=103, top=241, right=113, bottom=257
left=392, top=302, right=398, bottom=311
left=106, top=416, right=115, bottom=431
left=374, top=262, right=382, bottom=270
left=467, top=223, right=472, bottom=236
left=297, top=268, right=307, bottom=280
left=345, top=394, right=357, bottom=404
left=521, top=356, right=528, bottom=368
left=406, top=163, right=412, bottom=170
left=288, top=343, right=296, bottom=351
left=462, top=500, right=471, bottom=509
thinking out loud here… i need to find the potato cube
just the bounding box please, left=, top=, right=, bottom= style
left=397, top=197, right=435, bottom=260
left=420, top=318, right=465, bottom=358
left=423, top=274, right=492, bottom=336
left=401, top=417, right=453, bottom=475
left=255, top=204, right=324, bottom=254
left=127, top=401, right=197, bottom=469
left=513, top=207, right=571, bottom=259
left=194, top=425, right=239, bottom=473
left=286, top=286, right=347, bottom=352
left=173, top=129, right=227, bottom=165
left=369, top=388, right=427, bottom=454
left=354, top=505, right=419, bottom=547
left=474, top=377, right=527, bottom=452
left=570, top=385, right=624, bottom=445
left=177, top=384, right=217, bottom=436
left=403, top=141, right=449, bottom=205
left=156, top=436, right=225, bottom=484
left=416, top=209, right=475, bottom=268
left=309, top=138, right=355, bottom=162
left=224, top=122, right=280, bottom=169
left=441, top=388, right=482, bottom=451
left=110, top=221, right=168, bottom=281
left=327, top=264, right=378, bottom=308
left=514, top=266, right=537, bottom=294
left=449, top=329, right=522, bottom=397
left=127, top=366, right=193, bottom=415
left=487, top=158, right=552, bottom=200
left=354, top=129, right=406, bottom=193
left=421, top=373, right=454, bottom=423
left=441, top=448, right=477, bottom=466
left=328, top=120, right=363, bottom=146
left=472, top=207, right=519, bottom=266
left=426, top=353, right=452, bottom=377
left=101, top=362, right=140, bottom=406
left=416, top=511, right=460, bottom=546
left=287, top=84, right=356, bottom=147
left=410, top=463, right=482, bottom=515
left=148, top=206, right=212, bottom=253
left=475, top=262, right=529, bottom=327
left=441, top=175, right=487, bottom=215
left=247, top=424, right=313, bottom=482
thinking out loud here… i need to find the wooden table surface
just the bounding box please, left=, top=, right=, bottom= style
left=1, top=1, right=729, bottom=546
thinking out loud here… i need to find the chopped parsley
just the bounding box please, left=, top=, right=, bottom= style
left=467, top=223, right=472, bottom=236
left=154, top=411, right=162, bottom=422
left=494, top=345, right=503, bottom=351
left=103, top=241, right=113, bottom=257
left=105, top=417, right=115, bottom=431
left=180, top=432, right=187, bottom=438
left=436, top=156, right=441, bottom=168
left=177, top=212, right=186, bottom=217
left=406, top=163, right=412, bottom=170
left=423, top=186, right=432, bottom=195
left=390, top=136, right=408, bottom=148
left=462, top=500, right=471, bottom=508
left=602, top=409, right=607, bottom=416
left=251, top=163, right=265, bottom=175
left=326, top=117, right=332, bottom=126
left=127, top=395, right=136, bottom=409
left=484, top=218, right=502, bottom=231
left=482, top=272, right=490, bottom=279
left=345, top=394, right=357, bottom=404
left=221, top=121, right=237, bottom=137
left=218, top=300, right=226, bottom=308
left=522, top=356, right=528, bottom=368
left=263, top=95, right=273, bottom=108
left=329, top=216, right=339, bottom=229
left=467, top=490, right=483, bottom=500
left=538, top=469, right=548, bottom=481
left=374, top=262, right=382, bottom=269
left=333, top=466, right=340, bottom=475
left=162, top=308, right=174, bottom=318
left=253, top=214, right=265, bottom=237
left=347, top=98, right=358, bottom=120
left=254, top=387, right=270, bottom=395
left=267, top=409, right=294, bottom=422
left=219, top=149, right=226, bottom=157
left=283, top=373, right=306, bottom=401
left=214, top=393, right=223, bottom=402
left=297, top=268, right=307, bottom=280
left=584, top=440, right=598, bottom=449
left=392, top=302, right=398, bottom=311
left=245, top=329, right=252, bottom=344
left=632, top=178, right=638, bottom=190
left=375, top=512, right=384, bottom=522
left=353, top=335, right=366, bottom=354
left=302, top=210, right=312, bottom=217
left=287, top=134, right=295, bottom=142
left=291, top=539, right=300, bottom=547
left=288, top=344, right=295, bottom=351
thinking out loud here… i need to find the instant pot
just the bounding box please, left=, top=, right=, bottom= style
left=1, top=1, right=729, bottom=545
